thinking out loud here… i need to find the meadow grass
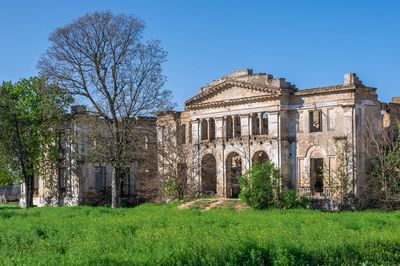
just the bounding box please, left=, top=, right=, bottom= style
left=0, top=203, right=399, bottom=265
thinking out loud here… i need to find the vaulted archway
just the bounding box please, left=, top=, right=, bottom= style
left=226, top=152, right=242, bottom=198
left=252, top=151, right=269, bottom=165
left=201, top=154, right=217, bottom=195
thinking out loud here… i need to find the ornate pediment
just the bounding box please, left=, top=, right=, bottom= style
left=185, top=80, right=281, bottom=110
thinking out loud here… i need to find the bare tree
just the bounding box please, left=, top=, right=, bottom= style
left=326, top=136, right=355, bottom=210
left=39, top=11, right=174, bottom=208
left=157, top=122, right=199, bottom=200
left=361, top=113, right=400, bottom=209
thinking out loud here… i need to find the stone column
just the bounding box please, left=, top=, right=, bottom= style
left=249, top=113, right=253, bottom=136
left=191, top=119, right=200, bottom=143
left=269, top=112, right=279, bottom=138
left=240, top=115, right=250, bottom=136
left=214, top=117, right=224, bottom=139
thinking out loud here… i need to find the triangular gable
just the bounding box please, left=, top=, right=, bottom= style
left=185, top=80, right=280, bottom=110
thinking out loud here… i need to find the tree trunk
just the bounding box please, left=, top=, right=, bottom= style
left=20, top=173, right=34, bottom=209
left=112, top=166, right=123, bottom=208
left=28, top=174, right=34, bottom=207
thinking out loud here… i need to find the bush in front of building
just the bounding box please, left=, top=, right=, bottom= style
left=240, top=161, right=310, bottom=209
left=239, top=161, right=281, bottom=209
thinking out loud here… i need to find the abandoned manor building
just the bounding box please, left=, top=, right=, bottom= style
left=32, top=69, right=400, bottom=206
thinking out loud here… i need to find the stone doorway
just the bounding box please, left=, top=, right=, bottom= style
left=226, top=152, right=242, bottom=198
left=311, top=158, right=324, bottom=192
left=201, top=154, right=217, bottom=195
left=252, top=151, right=269, bottom=165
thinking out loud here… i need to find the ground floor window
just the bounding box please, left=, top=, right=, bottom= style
left=311, top=158, right=324, bottom=192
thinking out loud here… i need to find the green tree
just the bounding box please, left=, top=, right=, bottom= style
left=0, top=169, right=13, bottom=186
left=239, top=161, right=281, bottom=209
left=0, top=77, right=70, bottom=208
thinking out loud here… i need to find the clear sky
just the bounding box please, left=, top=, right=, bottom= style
left=0, top=0, right=399, bottom=110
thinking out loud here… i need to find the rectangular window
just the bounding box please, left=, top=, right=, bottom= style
left=311, top=158, right=324, bottom=192
left=310, top=110, right=322, bottom=132
left=95, top=166, right=106, bottom=193
left=58, top=167, right=67, bottom=192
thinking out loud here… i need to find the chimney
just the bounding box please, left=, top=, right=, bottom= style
left=344, top=73, right=363, bottom=86
left=392, top=97, right=400, bottom=104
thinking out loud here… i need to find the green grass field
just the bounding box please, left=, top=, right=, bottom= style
left=0, top=203, right=400, bottom=265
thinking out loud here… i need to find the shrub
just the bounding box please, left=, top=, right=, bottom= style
left=239, top=161, right=281, bottom=209
left=278, top=189, right=311, bottom=209
left=240, top=161, right=311, bottom=210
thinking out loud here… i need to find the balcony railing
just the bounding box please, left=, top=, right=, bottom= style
left=297, top=187, right=336, bottom=199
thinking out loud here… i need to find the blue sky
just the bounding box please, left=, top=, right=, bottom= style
left=0, top=0, right=399, bottom=110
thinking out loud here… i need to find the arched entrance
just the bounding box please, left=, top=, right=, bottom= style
left=226, top=152, right=242, bottom=198
left=201, top=154, right=217, bottom=195
left=252, top=151, right=269, bottom=165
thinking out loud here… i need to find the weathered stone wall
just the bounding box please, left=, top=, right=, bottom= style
left=159, top=70, right=400, bottom=204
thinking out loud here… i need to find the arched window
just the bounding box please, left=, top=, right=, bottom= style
left=234, top=116, right=241, bottom=138
left=261, top=113, right=268, bottom=135
left=226, top=116, right=233, bottom=139
left=201, top=154, right=217, bottom=194
left=201, top=119, right=208, bottom=140
left=209, top=118, right=216, bottom=141
left=252, top=151, right=269, bottom=165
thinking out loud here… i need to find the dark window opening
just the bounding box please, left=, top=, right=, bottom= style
left=201, top=119, right=208, bottom=140
left=209, top=118, right=216, bottom=141
left=226, top=116, right=233, bottom=139
left=310, top=110, right=322, bottom=132
left=95, top=166, right=106, bottom=194
left=58, top=167, right=66, bottom=193
left=252, top=114, right=260, bottom=135
left=261, top=113, right=268, bottom=135
left=234, top=116, right=241, bottom=138
left=311, top=158, right=324, bottom=192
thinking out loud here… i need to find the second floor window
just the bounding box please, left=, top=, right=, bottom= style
left=310, top=110, right=322, bottom=132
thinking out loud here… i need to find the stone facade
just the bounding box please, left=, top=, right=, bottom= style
left=32, top=107, right=158, bottom=207
left=34, top=69, right=400, bottom=206
left=157, top=69, right=400, bottom=202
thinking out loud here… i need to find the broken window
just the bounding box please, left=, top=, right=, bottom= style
left=95, top=166, right=106, bottom=193
left=311, top=158, right=324, bottom=192
left=226, top=116, right=233, bottom=139
left=209, top=118, right=216, bottom=141
left=252, top=113, right=260, bottom=135
left=261, top=113, right=268, bottom=135
left=58, top=167, right=66, bottom=193
left=234, top=116, right=241, bottom=138
left=201, top=119, right=208, bottom=140
left=310, top=110, right=322, bottom=132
